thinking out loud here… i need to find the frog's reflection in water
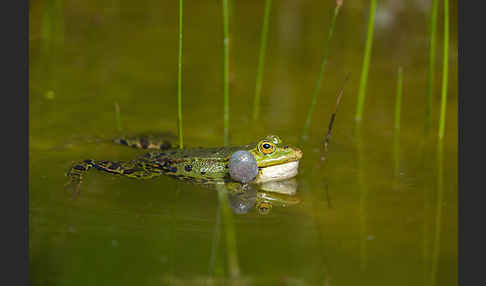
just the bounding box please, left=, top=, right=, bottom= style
left=227, top=178, right=300, bottom=215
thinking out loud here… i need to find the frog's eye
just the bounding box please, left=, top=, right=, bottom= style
left=258, top=141, right=275, bottom=155
left=257, top=202, right=272, bottom=215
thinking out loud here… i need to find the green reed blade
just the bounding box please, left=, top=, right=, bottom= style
left=438, top=0, right=449, bottom=141
left=222, top=0, right=230, bottom=146
left=252, top=0, right=272, bottom=121
left=55, top=0, right=64, bottom=47
left=114, top=101, right=123, bottom=132
left=41, top=0, right=54, bottom=93
left=432, top=1, right=449, bottom=281
left=394, top=67, right=403, bottom=130
left=393, top=67, right=403, bottom=178
left=177, top=0, right=184, bottom=149
left=41, top=1, right=53, bottom=56
left=301, top=2, right=342, bottom=140
left=41, top=0, right=64, bottom=51
left=41, top=0, right=64, bottom=93
left=425, top=0, right=439, bottom=134
left=355, top=0, right=377, bottom=122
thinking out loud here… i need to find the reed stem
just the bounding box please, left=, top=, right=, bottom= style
left=114, top=101, right=123, bottom=132
left=425, top=0, right=439, bottom=134
left=438, top=0, right=449, bottom=141
left=177, top=0, right=184, bottom=149
left=222, top=0, right=230, bottom=146
left=355, top=0, right=377, bottom=122
left=252, top=0, right=272, bottom=121
left=41, top=1, right=53, bottom=56
left=321, top=73, right=349, bottom=161
left=55, top=0, right=64, bottom=48
left=394, top=67, right=403, bottom=130
left=393, top=67, right=403, bottom=178
left=42, top=0, right=64, bottom=50
left=301, top=3, right=342, bottom=140
left=432, top=1, right=449, bottom=282
left=41, top=0, right=64, bottom=93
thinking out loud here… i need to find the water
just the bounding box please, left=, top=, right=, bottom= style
left=30, top=0, right=457, bottom=285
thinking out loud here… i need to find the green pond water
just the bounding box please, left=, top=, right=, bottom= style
left=29, top=0, right=457, bottom=285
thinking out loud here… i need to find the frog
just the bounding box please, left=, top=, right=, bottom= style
left=66, top=134, right=303, bottom=197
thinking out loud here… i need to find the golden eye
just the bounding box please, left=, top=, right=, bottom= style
left=257, top=202, right=272, bottom=215
left=258, top=141, right=275, bottom=154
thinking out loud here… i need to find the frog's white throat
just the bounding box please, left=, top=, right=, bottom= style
left=254, top=160, right=300, bottom=184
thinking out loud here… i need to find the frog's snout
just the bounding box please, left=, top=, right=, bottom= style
left=295, top=148, right=303, bottom=160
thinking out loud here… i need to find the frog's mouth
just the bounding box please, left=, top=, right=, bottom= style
left=254, top=149, right=302, bottom=184
left=254, top=161, right=300, bottom=183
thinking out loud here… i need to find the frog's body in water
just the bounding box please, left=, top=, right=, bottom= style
left=67, top=134, right=303, bottom=193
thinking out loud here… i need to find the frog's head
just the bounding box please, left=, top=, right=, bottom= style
left=248, top=135, right=303, bottom=183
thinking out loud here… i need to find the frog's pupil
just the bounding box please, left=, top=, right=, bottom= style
left=263, top=143, right=271, bottom=149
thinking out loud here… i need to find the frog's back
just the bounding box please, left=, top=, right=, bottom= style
left=142, top=144, right=255, bottom=183
left=153, top=144, right=254, bottom=161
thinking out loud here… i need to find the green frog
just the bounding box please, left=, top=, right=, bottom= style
left=66, top=134, right=303, bottom=197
